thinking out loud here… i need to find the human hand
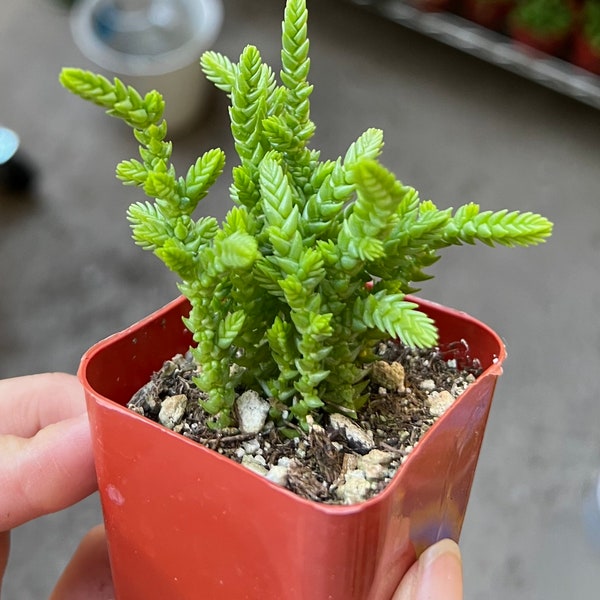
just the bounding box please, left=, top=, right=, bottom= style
left=393, top=538, right=463, bottom=600
left=0, top=373, right=113, bottom=599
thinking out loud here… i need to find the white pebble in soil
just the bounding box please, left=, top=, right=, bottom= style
left=236, top=390, right=270, bottom=434
left=426, top=390, right=455, bottom=417
left=158, top=394, right=188, bottom=429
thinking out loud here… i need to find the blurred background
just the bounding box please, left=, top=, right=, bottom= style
left=1, top=0, right=600, bottom=598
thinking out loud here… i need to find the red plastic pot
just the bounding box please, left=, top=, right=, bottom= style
left=509, top=23, right=573, bottom=58
left=79, top=295, right=506, bottom=600
left=571, top=32, right=600, bottom=74
left=461, top=0, right=515, bottom=32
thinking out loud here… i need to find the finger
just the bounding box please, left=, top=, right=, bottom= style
left=49, top=525, right=114, bottom=600
left=0, top=531, right=9, bottom=591
left=0, top=413, right=96, bottom=531
left=0, top=373, right=86, bottom=437
left=392, top=538, right=463, bottom=600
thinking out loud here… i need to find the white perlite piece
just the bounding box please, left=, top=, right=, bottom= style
left=370, top=361, right=406, bottom=392
left=329, top=413, right=375, bottom=452
left=242, top=438, right=261, bottom=454
left=357, top=450, right=392, bottom=482
left=158, top=394, right=187, bottom=429
left=336, top=471, right=372, bottom=504
left=427, top=390, right=456, bottom=417
left=333, top=449, right=395, bottom=504
left=419, top=379, right=436, bottom=392
left=451, top=373, right=476, bottom=397
left=358, top=449, right=393, bottom=467
left=241, top=454, right=268, bottom=476
left=236, top=390, right=270, bottom=434
left=266, top=464, right=289, bottom=487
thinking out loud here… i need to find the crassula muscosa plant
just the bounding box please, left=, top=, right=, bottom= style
left=60, top=0, right=552, bottom=430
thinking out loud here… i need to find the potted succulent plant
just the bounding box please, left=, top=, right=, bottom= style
left=508, top=0, right=575, bottom=57
left=60, top=0, right=552, bottom=598
left=571, top=0, right=600, bottom=74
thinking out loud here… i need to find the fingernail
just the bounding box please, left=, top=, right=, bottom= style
left=416, top=539, right=463, bottom=600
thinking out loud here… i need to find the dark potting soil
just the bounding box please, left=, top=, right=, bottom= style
left=127, top=340, right=482, bottom=504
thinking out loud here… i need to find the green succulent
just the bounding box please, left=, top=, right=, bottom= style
left=582, top=0, right=600, bottom=50
left=60, top=0, right=552, bottom=430
left=510, top=0, right=574, bottom=35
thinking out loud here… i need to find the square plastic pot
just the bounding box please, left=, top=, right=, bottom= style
left=79, top=295, right=505, bottom=600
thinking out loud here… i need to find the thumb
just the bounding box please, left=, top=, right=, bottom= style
left=392, top=538, right=463, bottom=600
left=49, top=525, right=114, bottom=600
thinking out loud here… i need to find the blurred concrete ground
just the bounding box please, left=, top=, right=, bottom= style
left=1, top=0, right=600, bottom=598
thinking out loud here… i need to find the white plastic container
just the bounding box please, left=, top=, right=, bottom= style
left=70, top=0, right=224, bottom=135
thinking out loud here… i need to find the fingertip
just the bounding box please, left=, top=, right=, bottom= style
left=0, top=411, right=97, bottom=531
left=421, top=537, right=462, bottom=567
left=392, top=539, right=463, bottom=600
left=418, top=538, right=463, bottom=600
left=0, top=372, right=86, bottom=437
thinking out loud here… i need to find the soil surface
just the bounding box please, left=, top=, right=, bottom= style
left=127, top=340, right=482, bottom=504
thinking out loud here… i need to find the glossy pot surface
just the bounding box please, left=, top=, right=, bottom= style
left=79, top=295, right=505, bottom=600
